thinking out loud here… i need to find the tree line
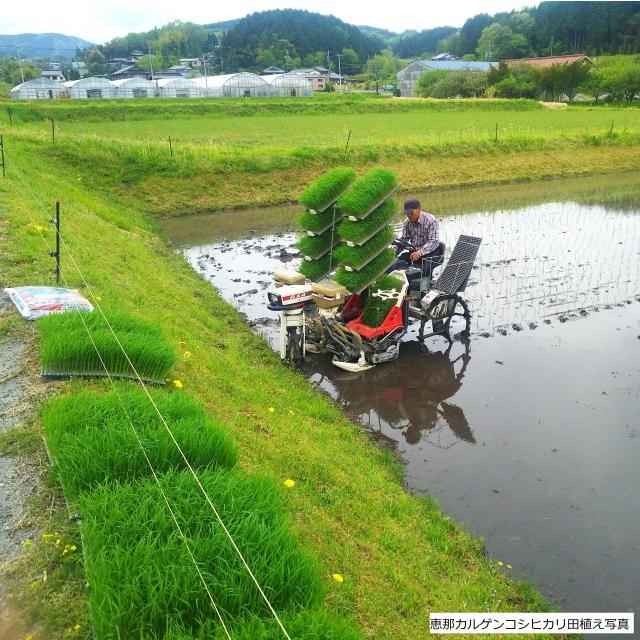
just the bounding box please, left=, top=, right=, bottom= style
left=415, top=56, right=640, bottom=102
left=396, top=2, right=640, bottom=61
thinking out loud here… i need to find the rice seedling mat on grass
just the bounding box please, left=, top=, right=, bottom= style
left=78, top=469, right=327, bottom=639
left=37, top=309, right=176, bottom=385
left=42, top=389, right=239, bottom=502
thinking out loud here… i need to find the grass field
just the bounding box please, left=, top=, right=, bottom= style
left=0, top=97, right=576, bottom=640
left=10, top=99, right=640, bottom=147
left=3, top=95, right=639, bottom=214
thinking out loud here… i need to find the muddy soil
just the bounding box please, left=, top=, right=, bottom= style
left=164, top=174, right=640, bottom=617
left=0, top=293, right=41, bottom=637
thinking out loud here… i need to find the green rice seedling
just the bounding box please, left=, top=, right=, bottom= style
left=298, top=206, right=343, bottom=234
left=298, top=167, right=356, bottom=212
left=79, top=469, right=325, bottom=638
left=296, top=228, right=338, bottom=259
left=336, top=168, right=397, bottom=219
left=332, top=227, right=395, bottom=270
left=37, top=309, right=176, bottom=383
left=360, top=275, right=404, bottom=328
left=43, top=389, right=238, bottom=501
left=298, top=253, right=333, bottom=281
left=337, top=199, right=397, bottom=244
left=164, top=609, right=360, bottom=639
left=333, top=249, right=396, bottom=293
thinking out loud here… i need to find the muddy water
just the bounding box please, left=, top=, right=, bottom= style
left=162, top=173, right=640, bottom=616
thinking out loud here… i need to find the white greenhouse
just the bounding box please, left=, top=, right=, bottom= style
left=192, top=73, right=269, bottom=98
left=112, top=78, right=156, bottom=99
left=65, top=77, right=117, bottom=100
left=156, top=78, right=204, bottom=98
left=10, top=78, right=68, bottom=100
left=262, top=73, right=313, bottom=97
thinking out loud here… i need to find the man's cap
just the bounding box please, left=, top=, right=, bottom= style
left=403, top=198, right=421, bottom=215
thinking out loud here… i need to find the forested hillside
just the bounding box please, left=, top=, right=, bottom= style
left=395, top=1, right=640, bottom=60
left=219, top=10, right=382, bottom=72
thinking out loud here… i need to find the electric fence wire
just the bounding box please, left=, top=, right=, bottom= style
left=2, top=166, right=234, bottom=639
left=4, top=155, right=293, bottom=640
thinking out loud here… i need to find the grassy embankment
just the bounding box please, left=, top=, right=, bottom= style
left=2, top=96, right=640, bottom=214
left=0, top=102, right=575, bottom=639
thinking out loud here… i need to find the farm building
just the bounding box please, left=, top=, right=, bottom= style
left=112, top=77, right=156, bottom=99
left=65, top=77, right=117, bottom=100
left=156, top=78, right=204, bottom=98
left=262, top=73, right=313, bottom=97
left=397, top=60, right=493, bottom=97
left=192, top=73, right=269, bottom=97
left=10, top=78, right=67, bottom=100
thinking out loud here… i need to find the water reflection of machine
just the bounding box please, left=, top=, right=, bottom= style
left=310, top=339, right=474, bottom=448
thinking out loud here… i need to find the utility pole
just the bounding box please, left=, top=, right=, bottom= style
left=202, top=53, right=208, bottom=91
left=18, top=51, right=25, bottom=84
left=336, top=53, right=342, bottom=92
left=148, top=42, right=154, bottom=79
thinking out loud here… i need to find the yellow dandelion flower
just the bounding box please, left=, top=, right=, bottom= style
left=177, top=341, right=186, bottom=346
left=25, top=635, right=33, bottom=640
left=507, top=564, right=513, bottom=570
left=55, top=538, right=61, bottom=547
left=22, top=539, right=32, bottom=548
left=183, top=351, right=191, bottom=358
left=284, top=479, right=295, bottom=489
left=173, top=379, right=183, bottom=389
left=268, top=407, right=275, bottom=413
left=73, top=624, right=81, bottom=631
left=332, top=573, right=344, bottom=583
left=95, top=296, right=102, bottom=301
left=496, top=561, right=504, bottom=566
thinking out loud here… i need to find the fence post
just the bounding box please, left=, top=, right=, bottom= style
left=50, top=198, right=60, bottom=285
left=169, top=136, right=173, bottom=158
left=0, top=134, right=5, bottom=178
left=609, top=121, right=614, bottom=137
left=6, top=107, right=12, bottom=125
left=344, top=129, right=351, bottom=153
left=50, top=117, right=55, bottom=143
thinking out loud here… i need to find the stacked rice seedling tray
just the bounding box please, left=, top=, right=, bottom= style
left=37, top=310, right=176, bottom=385
left=297, top=168, right=355, bottom=281
left=332, top=168, right=399, bottom=293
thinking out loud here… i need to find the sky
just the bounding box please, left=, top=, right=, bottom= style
left=4, top=0, right=531, bottom=44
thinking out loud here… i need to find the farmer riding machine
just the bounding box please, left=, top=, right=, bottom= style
left=266, top=168, right=481, bottom=372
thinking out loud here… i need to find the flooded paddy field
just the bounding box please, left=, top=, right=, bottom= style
left=162, top=172, right=640, bottom=615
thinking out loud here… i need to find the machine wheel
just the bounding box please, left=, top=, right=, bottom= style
left=423, top=294, right=471, bottom=342
left=443, top=295, right=471, bottom=340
